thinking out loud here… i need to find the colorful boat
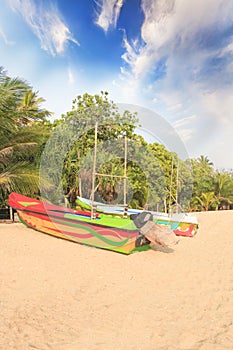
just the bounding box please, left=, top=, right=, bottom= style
left=74, top=123, right=198, bottom=238
left=8, top=192, right=179, bottom=254
left=76, top=196, right=198, bottom=237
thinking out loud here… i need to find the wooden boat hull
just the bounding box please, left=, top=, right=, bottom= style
left=8, top=193, right=151, bottom=254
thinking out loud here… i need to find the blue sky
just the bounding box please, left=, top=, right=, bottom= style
left=0, top=0, right=233, bottom=170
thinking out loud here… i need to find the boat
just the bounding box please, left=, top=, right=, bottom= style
left=75, top=122, right=198, bottom=238
left=76, top=196, right=198, bottom=237
left=8, top=123, right=196, bottom=253
left=8, top=192, right=179, bottom=255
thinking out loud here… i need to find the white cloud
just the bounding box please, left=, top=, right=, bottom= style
left=0, top=28, right=15, bottom=45
left=175, top=128, right=195, bottom=142
left=198, top=90, right=233, bottom=126
left=172, top=115, right=197, bottom=142
left=121, top=0, right=233, bottom=79
left=173, top=115, right=197, bottom=129
left=116, top=0, right=233, bottom=169
left=95, top=0, right=124, bottom=32
left=68, top=67, right=75, bottom=85
left=8, top=0, right=79, bottom=56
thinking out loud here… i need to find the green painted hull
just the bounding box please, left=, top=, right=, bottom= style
left=8, top=192, right=151, bottom=254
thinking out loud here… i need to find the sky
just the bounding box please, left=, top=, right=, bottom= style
left=0, top=0, right=233, bottom=170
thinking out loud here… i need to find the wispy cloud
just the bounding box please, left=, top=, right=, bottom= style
left=68, top=67, right=75, bottom=84
left=172, top=115, right=197, bottom=142
left=0, top=28, right=15, bottom=45
left=118, top=0, right=233, bottom=145
left=175, top=128, right=195, bottom=142
left=8, top=0, right=79, bottom=56
left=173, top=115, right=197, bottom=129
left=121, top=0, right=233, bottom=81
left=95, top=0, right=124, bottom=32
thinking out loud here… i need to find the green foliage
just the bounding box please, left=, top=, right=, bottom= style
left=1, top=66, right=232, bottom=212
left=147, top=144, right=193, bottom=212
left=189, top=158, right=214, bottom=210
left=48, top=94, right=173, bottom=209
left=41, top=91, right=233, bottom=212
left=40, top=92, right=140, bottom=205
left=195, top=192, right=217, bottom=211
left=189, top=157, right=233, bottom=211
left=0, top=68, right=52, bottom=206
left=213, top=171, right=233, bottom=209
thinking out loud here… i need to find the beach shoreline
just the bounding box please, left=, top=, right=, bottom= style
left=0, top=210, right=233, bottom=350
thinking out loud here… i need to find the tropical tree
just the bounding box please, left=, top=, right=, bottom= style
left=39, top=91, right=140, bottom=206
left=195, top=192, right=217, bottom=211
left=189, top=157, right=215, bottom=210
left=197, top=155, right=214, bottom=167
left=214, top=171, right=233, bottom=209
left=0, top=68, right=52, bottom=206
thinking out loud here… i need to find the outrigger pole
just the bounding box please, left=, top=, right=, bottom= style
left=168, top=157, right=180, bottom=217
left=123, top=135, right=128, bottom=218
left=91, top=122, right=98, bottom=219
left=90, top=122, right=128, bottom=219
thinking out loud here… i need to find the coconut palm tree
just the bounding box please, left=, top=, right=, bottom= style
left=195, top=192, right=217, bottom=211
left=0, top=68, right=52, bottom=206
left=197, top=155, right=214, bottom=167
left=214, top=172, right=232, bottom=209
left=16, top=90, right=51, bottom=125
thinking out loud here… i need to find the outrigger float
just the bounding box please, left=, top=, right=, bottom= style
left=76, top=196, right=198, bottom=238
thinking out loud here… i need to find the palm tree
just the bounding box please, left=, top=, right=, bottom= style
left=16, top=90, right=51, bottom=125
left=197, top=155, right=214, bottom=167
left=0, top=68, right=28, bottom=143
left=0, top=68, right=52, bottom=206
left=195, top=192, right=217, bottom=211
left=215, top=172, right=232, bottom=209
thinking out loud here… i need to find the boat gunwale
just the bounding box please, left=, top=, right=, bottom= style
left=12, top=207, right=140, bottom=234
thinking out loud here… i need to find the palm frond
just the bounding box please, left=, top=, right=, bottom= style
left=0, top=143, right=38, bottom=167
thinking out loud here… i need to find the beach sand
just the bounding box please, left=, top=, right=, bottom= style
left=0, top=211, right=233, bottom=350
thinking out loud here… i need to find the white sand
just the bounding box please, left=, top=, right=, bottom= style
left=0, top=210, right=233, bottom=350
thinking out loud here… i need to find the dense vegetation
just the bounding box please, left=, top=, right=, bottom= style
left=0, top=68, right=232, bottom=211
left=0, top=67, right=52, bottom=206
